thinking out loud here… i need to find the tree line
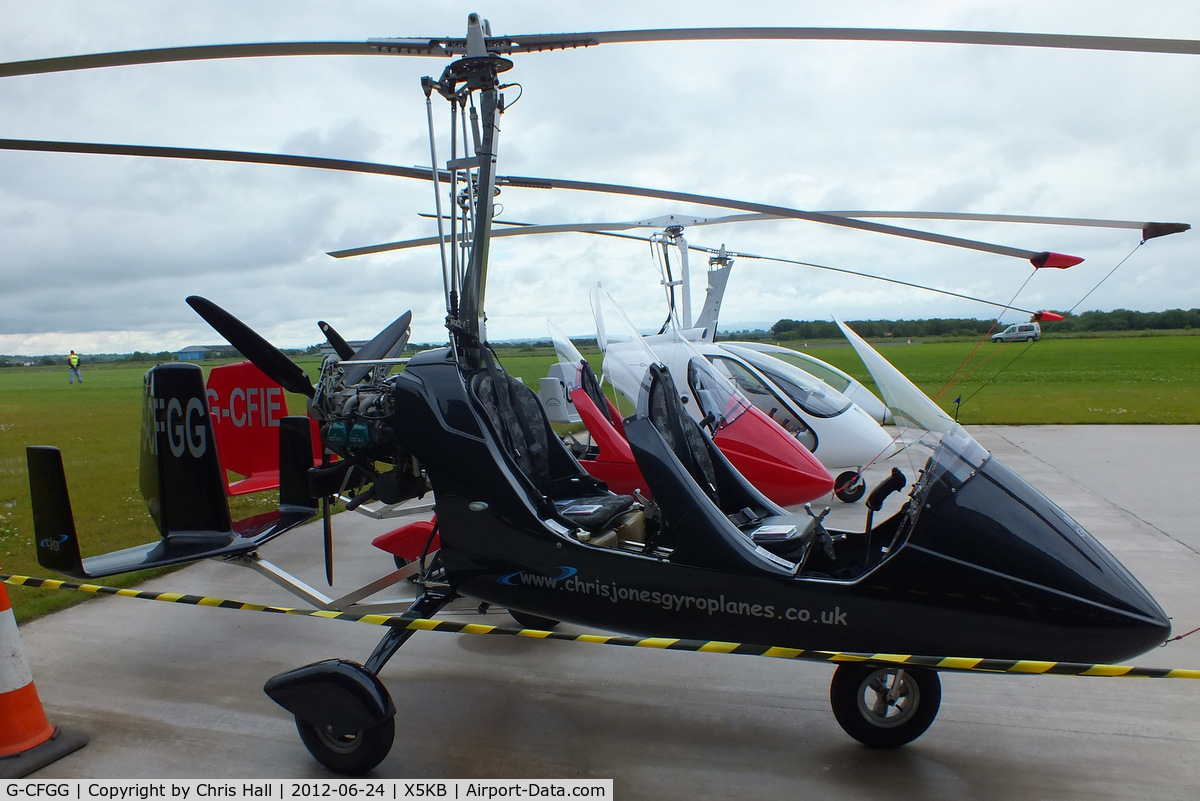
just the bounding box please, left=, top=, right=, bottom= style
left=767, top=308, right=1200, bottom=340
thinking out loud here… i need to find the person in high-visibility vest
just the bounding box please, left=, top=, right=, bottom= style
left=67, top=350, right=82, bottom=384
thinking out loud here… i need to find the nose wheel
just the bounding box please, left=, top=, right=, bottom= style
left=829, top=664, right=941, bottom=748
left=834, top=471, right=867, bottom=503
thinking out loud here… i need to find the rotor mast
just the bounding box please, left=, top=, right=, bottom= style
left=425, top=14, right=511, bottom=350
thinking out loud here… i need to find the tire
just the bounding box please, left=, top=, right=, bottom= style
left=829, top=664, right=941, bottom=748
left=508, top=609, right=561, bottom=630
left=295, top=716, right=395, bottom=776
left=1025, top=336, right=1035, bottom=342
left=834, top=471, right=867, bottom=503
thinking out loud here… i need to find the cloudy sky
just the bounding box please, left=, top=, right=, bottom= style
left=2, top=1, right=1198, bottom=355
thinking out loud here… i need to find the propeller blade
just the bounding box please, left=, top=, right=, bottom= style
left=319, top=451, right=335, bottom=587
left=340, top=311, right=413, bottom=386
left=318, top=321, right=356, bottom=360
left=323, top=504, right=334, bottom=586
left=185, top=296, right=315, bottom=398
left=382, top=329, right=412, bottom=360
left=5, top=27, right=1196, bottom=79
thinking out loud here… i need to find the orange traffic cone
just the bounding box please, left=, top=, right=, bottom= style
left=0, top=578, right=88, bottom=778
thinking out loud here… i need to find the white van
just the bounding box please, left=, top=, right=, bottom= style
left=991, top=322, right=1041, bottom=343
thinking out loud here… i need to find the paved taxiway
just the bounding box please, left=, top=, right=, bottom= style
left=10, top=425, right=1200, bottom=798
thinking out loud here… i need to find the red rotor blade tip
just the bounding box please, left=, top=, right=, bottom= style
left=1031, top=251, right=1084, bottom=269
left=1033, top=311, right=1066, bottom=322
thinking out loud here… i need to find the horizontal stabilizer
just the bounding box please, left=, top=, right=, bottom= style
left=25, top=367, right=319, bottom=580
left=28, top=444, right=253, bottom=578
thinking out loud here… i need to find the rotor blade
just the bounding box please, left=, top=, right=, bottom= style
left=536, top=28, right=1200, bottom=57
left=492, top=174, right=1083, bottom=267
left=4, top=28, right=1196, bottom=80
left=328, top=221, right=667, bottom=257
left=0, top=41, right=414, bottom=78
left=375, top=28, right=1200, bottom=58
left=340, top=311, right=413, bottom=386
left=434, top=208, right=1190, bottom=239
left=318, top=321, right=356, bottom=360
left=0, top=139, right=434, bottom=182
left=343, top=208, right=1190, bottom=257
left=3, top=136, right=1178, bottom=248
left=0, top=138, right=1083, bottom=265
left=806, top=211, right=1188, bottom=242
left=185, top=296, right=314, bottom=397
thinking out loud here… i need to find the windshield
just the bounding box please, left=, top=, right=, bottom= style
left=704, top=354, right=816, bottom=448
left=735, top=343, right=855, bottom=394
left=591, top=287, right=661, bottom=409
left=685, top=356, right=751, bottom=430
left=548, top=317, right=587, bottom=383
left=592, top=287, right=759, bottom=431
left=723, top=345, right=853, bottom=418
left=836, top=317, right=988, bottom=471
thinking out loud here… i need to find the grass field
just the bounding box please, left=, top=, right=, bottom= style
left=2, top=331, right=1198, bottom=621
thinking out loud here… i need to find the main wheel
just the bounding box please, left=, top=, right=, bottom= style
left=509, top=609, right=560, bottom=630
left=295, top=716, right=395, bottom=776
left=834, top=471, right=867, bottom=503
left=829, top=664, right=941, bottom=748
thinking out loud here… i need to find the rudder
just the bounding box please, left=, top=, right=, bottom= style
left=140, top=363, right=233, bottom=540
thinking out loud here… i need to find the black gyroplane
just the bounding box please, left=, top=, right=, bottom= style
left=7, top=15, right=1194, bottom=776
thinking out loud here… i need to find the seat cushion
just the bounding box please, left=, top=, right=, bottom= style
left=555, top=494, right=636, bottom=532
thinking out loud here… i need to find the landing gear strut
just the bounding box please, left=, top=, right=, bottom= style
left=265, top=589, right=453, bottom=775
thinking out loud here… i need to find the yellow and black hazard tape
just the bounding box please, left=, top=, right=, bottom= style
left=5, top=572, right=1199, bottom=680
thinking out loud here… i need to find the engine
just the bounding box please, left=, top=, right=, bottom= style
left=309, top=356, right=426, bottom=506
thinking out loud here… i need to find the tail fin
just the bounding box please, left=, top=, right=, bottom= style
left=27, top=446, right=86, bottom=577
left=140, top=363, right=233, bottom=538
left=205, top=361, right=322, bottom=496
left=28, top=363, right=317, bottom=579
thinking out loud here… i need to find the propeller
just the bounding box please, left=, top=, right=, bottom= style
left=187, top=297, right=413, bottom=585
left=318, top=321, right=356, bottom=360
left=338, top=310, right=413, bottom=386
left=186, top=295, right=315, bottom=398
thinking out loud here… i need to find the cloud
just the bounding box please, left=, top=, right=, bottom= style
left=1, top=0, right=1199, bottom=355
